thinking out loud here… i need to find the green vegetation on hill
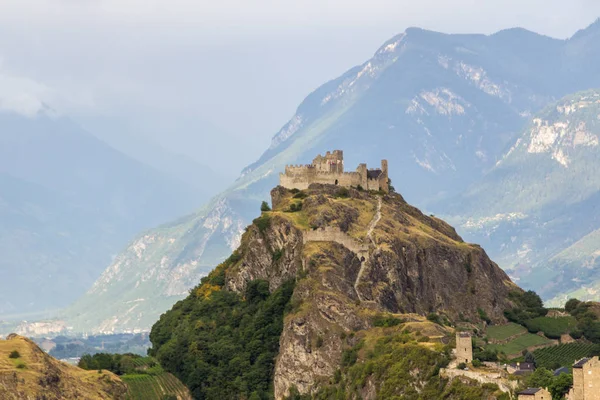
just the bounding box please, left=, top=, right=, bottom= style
left=503, top=290, right=548, bottom=325
left=486, top=323, right=526, bottom=341
left=149, top=279, right=295, bottom=400
left=309, top=331, right=508, bottom=400
left=533, top=343, right=600, bottom=370
left=486, top=333, right=552, bottom=356
left=78, top=353, right=190, bottom=400
left=524, top=316, right=577, bottom=339
left=122, top=373, right=190, bottom=400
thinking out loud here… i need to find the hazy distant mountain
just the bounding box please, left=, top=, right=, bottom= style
left=440, top=90, right=600, bottom=305
left=65, top=20, right=600, bottom=333
left=0, top=111, right=209, bottom=318
left=80, top=117, right=234, bottom=193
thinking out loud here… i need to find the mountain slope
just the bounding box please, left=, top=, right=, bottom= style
left=68, top=21, right=600, bottom=334
left=440, top=90, right=600, bottom=304
left=0, top=334, right=127, bottom=399
left=0, top=111, right=207, bottom=318
left=149, top=184, right=517, bottom=398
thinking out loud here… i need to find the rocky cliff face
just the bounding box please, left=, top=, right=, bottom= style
left=151, top=184, right=519, bottom=398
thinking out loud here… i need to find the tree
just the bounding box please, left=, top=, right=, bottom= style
left=549, top=373, right=573, bottom=400
left=260, top=201, right=271, bottom=212
left=524, top=351, right=536, bottom=367
left=565, top=298, right=581, bottom=313
left=526, top=368, right=553, bottom=390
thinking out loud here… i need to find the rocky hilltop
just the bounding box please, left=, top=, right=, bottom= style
left=150, top=184, right=518, bottom=398
left=0, top=334, right=127, bottom=399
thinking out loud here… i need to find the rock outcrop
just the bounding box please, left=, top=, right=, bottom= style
left=150, top=183, right=520, bottom=398
left=221, top=184, right=518, bottom=397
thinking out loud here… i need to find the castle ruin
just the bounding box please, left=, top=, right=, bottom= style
left=279, top=150, right=389, bottom=192
left=455, top=332, right=473, bottom=364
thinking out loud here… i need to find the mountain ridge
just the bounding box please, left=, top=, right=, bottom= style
left=64, top=20, right=600, bottom=334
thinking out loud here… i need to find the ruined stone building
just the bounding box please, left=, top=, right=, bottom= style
left=279, top=150, right=389, bottom=192
left=455, top=332, right=473, bottom=364
left=518, top=388, right=551, bottom=400
left=567, top=357, right=600, bottom=400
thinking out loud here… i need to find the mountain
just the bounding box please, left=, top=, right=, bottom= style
left=440, top=90, right=600, bottom=305
left=0, top=334, right=127, bottom=399
left=148, top=184, right=517, bottom=399
left=66, top=21, right=600, bottom=334
left=0, top=111, right=208, bottom=318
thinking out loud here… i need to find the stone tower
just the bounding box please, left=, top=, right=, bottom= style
left=456, top=332, right=473, bottom=364
left=571, top=356, right=600, bottom=400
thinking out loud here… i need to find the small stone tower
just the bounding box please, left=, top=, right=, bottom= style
left=456, top=332, right=473, bottom=364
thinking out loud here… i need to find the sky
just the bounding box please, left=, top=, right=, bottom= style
left=0, top=0, right=599, bottom=175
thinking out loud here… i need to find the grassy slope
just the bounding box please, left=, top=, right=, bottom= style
left=123, top=372, right=191, bottom=400
left=486, top=323, right=527, bottom=341
left=487, top=333, right=552, bottom=356
left=0, top=335, right=126, bottom=400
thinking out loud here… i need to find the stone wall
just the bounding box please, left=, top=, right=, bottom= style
left=303, top=227, right=370, bottom=262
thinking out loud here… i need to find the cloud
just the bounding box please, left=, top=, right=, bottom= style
left=0, top=66, right=49, bottom=117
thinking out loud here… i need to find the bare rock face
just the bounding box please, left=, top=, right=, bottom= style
left=216, top=185, right=519, bottom=398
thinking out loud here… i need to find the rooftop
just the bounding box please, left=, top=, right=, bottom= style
left=553, top=367, right=570, bottom=376
left=457, top=332, right=471, bottom=338
left=574, top=358, right=591, bottom=368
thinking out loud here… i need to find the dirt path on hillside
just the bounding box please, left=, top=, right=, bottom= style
left=355, top=197, right=382, bottom=301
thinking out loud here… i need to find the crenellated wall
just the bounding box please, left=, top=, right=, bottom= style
left=280, top=150, right=389, bottom=192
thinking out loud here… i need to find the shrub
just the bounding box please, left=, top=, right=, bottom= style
left=9, top=350, right=20, bottom=359
left=292, top=191, right=307, bottom=199
left=478, top=308, right=491, bottom=324
left=472, top=359, right=482, bottom=368
left=260, top=201, right=271, bottom=212
left=288, top=202, right=302, bottom=212
left=372, top=315, right=404, bottom=327
left=316, top=336, right=324, bottom=348
left=457, top=362, right=467, bottom=370
left=272, top=249, right=284, bottom=262
left=427, top=313, right=443, bottom=325
left=335, top=187, right=350, bottom=198
left=254, top=214, right=271, bottom=233
left=356, top=185, right=364, bottom=191
left=16, top=362, right=26, bottom=369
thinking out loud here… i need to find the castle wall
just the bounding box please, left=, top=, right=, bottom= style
left=303, top=227, right=369, bottom=262
left=280, top=170, right=363, bottom=191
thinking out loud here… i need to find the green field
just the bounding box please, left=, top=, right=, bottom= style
left=123, top=372, right=191, bottom=400
left=487, top=333, right=553, bottom=356
left=524, top=317, right=577, bottom=339
left=534, top=343, right=600, bottom=369
left=486, top=323, right=527, bottom=341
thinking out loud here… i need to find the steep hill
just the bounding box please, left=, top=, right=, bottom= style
left=0, top=334, right=127, bottom=399
left=67, top=21, right=600, bottom=334
left=149, top=184, right=518, bottom=398
left=0, top=111, right=207, bottom=318
left=440, top=90, right=600, bottom=304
